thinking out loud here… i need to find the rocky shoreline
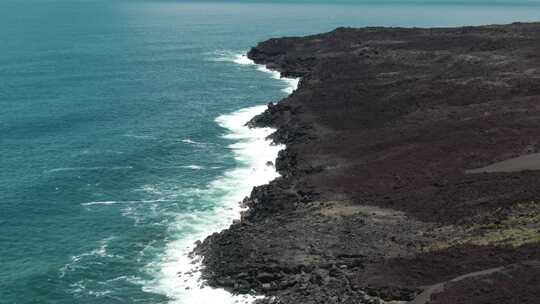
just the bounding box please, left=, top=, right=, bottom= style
left=196, top=23, right=540, bottom=303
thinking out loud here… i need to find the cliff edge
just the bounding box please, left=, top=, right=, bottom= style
left=197, top=23, right=540, bottom=304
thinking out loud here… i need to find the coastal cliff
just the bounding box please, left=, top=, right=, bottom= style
left=196, top=23, right=540, bottom=303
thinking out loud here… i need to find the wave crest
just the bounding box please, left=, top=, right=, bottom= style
left=144, top=51, right=299, bottom=304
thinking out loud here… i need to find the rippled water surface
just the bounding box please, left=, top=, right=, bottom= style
left=1, top=1, right=539, bottom=303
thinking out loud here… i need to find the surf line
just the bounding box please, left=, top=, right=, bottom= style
left=145, top=52, right=299, bottom=304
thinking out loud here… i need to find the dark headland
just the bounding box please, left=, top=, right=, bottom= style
left=196, top=23, right=540, bottom=303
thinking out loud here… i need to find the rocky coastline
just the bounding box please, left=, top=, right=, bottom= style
left=196, top=23, right=540, bottom=303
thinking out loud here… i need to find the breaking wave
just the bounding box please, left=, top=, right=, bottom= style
left=143, top=52, right=299, bottom=303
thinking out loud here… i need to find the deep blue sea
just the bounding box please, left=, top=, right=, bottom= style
left=1, top=1, right=539, bottom=303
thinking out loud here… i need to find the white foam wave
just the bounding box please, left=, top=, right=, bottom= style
left=207, top=51, right=254, bottom=66
left=181, top=139, right=198, bottom=144
left=208, top=51, right=300, bottom=94
left=144, top=105, right=281, bottom=304
left=180, top=165, right=205, bottom=170
left=256, top=65, right=281, bottom=79
left=233, top=54, right=255, bottom=65
left=46, top=166, right=133, bottom=173
left=136, top=185, right=165, bottom=196
left=181, top=138, right=210, bottom=147
left=81, top=199, right=172, bottom=207
left=255, top=61, right=299, bottom=94
left=124, top=134, right=155, bottom=140
left=82, top=201, right=120, bottom=206
left=282, top=77, right=300, bottom=94
left=60, top=237, right=117, bottom=278
left=144, top=52, right=299, bottom=304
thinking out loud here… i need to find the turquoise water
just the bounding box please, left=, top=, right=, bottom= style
left=1, top=1, right=539, bottom=303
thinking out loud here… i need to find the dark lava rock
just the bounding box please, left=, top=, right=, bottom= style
left=197, top=23, right=540, bottom=304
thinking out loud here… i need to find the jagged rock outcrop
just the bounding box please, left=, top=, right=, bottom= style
left=196, top=23, right=540, bottom=303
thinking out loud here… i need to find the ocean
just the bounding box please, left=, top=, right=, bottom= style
left=1, top=1, right=539, bottom=303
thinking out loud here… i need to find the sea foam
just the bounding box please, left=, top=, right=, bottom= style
left=144, top=53, right=299, bottom=304
left=233, top=54, right=254, bottom=65
left=46, top=166, right=133, bottom=174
